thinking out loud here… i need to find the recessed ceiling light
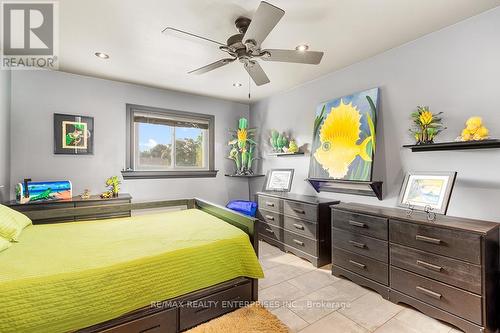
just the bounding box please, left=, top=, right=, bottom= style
left=295, top=44, right=309, bottom=52
left=233, top=82, right=242, bottom=87
left=95, top=52, right=109, bottom=59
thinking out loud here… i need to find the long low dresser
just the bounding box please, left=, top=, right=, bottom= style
left=3, top=194, right=132, bottom=224
left=331, top=203, right=499, bottom=333
left=256, top=192, right=339, bottom=267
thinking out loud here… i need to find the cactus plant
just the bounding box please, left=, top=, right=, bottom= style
left=228, top=118, right=258, bottom=175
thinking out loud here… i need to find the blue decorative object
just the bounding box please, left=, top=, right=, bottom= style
left=226, top=200, right=257, bottom=217
left=16, top=180, right=72, bottom=204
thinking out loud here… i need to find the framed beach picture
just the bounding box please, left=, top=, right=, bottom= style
left=264, top=169, right=294, bottom=192
left=54, top=113, right=94, bottom=155
left=309, top=88, right=378, bottom=181
left=398, top=171, right=457, bottom=215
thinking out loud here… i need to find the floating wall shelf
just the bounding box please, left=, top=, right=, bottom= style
left=267, top=152, right=305, bottom=157
left=403, top=139, right=500, bottom=152
left=224, top=174, right=265, bottom=178
left=306, top=178, right=383, bottom=200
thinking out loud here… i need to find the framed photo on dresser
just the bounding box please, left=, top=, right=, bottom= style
left=264, top=169, right=294, bottom=192
left=398, top=171, right=456, bottom=215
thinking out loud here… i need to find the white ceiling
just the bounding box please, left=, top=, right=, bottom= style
left=59, top=0, right=499, bottom=103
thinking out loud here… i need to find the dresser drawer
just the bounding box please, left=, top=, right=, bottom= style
left=179, top=282, right=252, bottom=331
left=391, top=267, right=482, bottom=324
left=15, top=202, right=75, bottom=224
left=284, top=230, right=317, bottom=256
left=258, top=221, right=284, bottom=242
left=102, top=308, right=177, bottom=333
left=283, top=215, right=317, bottom=239
left=283, top=200, right=317, bottom=222
left=257, top=209, right=283, bottom=228
left=390, top=243, right=481, bottom=294
left=258, top=196, right=281, bottom=213
left=75, top=199, right=131, bottom=207
left=389, top=220, right=481, bottom=264
left=333, top=209, right=388, bottom=240
left=333, top=247, right=388, bottom=285
left=332, top=227, right=388, bottom=263
left=75, top=212, right=131, bottom=221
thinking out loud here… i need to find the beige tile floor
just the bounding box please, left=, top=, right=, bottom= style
left=258, top=241, right=463, bottom=333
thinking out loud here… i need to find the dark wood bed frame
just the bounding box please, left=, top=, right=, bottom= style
left=22, top=198, right=260, bottom=333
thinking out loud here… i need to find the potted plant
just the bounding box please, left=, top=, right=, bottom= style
left=410, top=106, right=445, bottom=144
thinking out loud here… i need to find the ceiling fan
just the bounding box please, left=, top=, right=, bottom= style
left=162, top=1, right=324, bottom=86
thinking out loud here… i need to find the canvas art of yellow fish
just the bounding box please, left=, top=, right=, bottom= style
left=314, top=100, right=374, bottom=178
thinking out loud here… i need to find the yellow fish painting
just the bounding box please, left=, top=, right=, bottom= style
left=314, top=100, right=374, bottom=179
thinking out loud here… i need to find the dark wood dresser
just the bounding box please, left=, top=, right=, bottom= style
left=3, top=193, right=132, bottom=224
left=256, top=192, right=339, bottom=267
left=331, top=203, right=499, bottom=333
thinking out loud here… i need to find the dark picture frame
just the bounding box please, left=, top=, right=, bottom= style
left=264, top=169, right=294, bottom=192
left=397, top=171, right=457, bottom=215
left=54, top=113, right=94, bottom=155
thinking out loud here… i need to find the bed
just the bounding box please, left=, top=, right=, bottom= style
left=0, top=198, right=263, bottom=333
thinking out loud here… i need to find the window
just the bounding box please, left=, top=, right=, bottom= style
left=124, top=104, right=216, bottom=179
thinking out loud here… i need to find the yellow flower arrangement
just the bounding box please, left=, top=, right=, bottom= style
left=419, top=111, right=433, bottom=126
left=237, top=129, right=247, bottom=141
left=410, top=106, right=445, bottom=144
left=459, top=117, right=489, bottom=141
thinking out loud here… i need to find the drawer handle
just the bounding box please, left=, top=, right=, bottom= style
left=416, top=260, right=443, bottom=272
left=265, top=228, right=274, bottom=234
left=416, top=286, right=442, bottom=300
left=265, top=202, right=275, bottom=207
left=349, top=260, right=366, bottom=269
left=293, top=239, right=304, bottom=246
left=265, top=215, right=275, bottom=221
left=292, top=208, right=306, bottom=214
left=348, top=220, right=366, bottom=228
left=139, top=325, right=161, bottom=333
left=349, top=240, right=366, bottom=249
left=415, top=235, right=441, bottom=245
left=293, top=223, right=305, bottom=230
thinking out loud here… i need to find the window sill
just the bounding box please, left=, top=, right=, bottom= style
left=121, top=170, right=219, bottom=180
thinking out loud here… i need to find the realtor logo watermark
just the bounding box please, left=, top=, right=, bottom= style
left=1, top=1, right=59, bottom=69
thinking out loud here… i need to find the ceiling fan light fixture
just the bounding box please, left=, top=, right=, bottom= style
left=233, top=82, right=242, bottom=87
left=295, top=44, right=309, bottom=52
left=95, top=52, right=110, bottom=59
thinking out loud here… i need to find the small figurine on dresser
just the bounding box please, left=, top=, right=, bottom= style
left=80, top=189, right=91, bottom=199
left=101, top=175, right=121, bottom=198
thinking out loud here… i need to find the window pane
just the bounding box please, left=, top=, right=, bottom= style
left=175, top=127, right=205, bottom=168
left=136, top=123, right=172, bottom=170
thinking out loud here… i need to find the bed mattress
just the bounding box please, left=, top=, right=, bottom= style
left=0, top=209, right=263, bottom=333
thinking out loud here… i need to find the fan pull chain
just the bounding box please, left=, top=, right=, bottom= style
left=248, top=75, right=251, bottom=100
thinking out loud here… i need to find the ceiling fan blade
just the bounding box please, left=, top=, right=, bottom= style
left=162, top=27, right=226, bottom=47
left=244, top=61, right=270, bottom=86
left=188, top=58, right=235, bottom=75
left=261, top=49, right=324, bottom=64
left=243, top=1, right=285, bottom=48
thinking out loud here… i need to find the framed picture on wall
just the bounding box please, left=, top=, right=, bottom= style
left=264, top=169, right=294, bottom=192
left=54, top=113, right=94, bottom=155
left=397, top=171, right=457, bottom=215
left=309, top=88, right=378, bottom=181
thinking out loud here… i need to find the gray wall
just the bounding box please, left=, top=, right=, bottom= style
left=0, top=70, right=11, bottom=201
left=250, top=7, right=500, bottom=221
left=10, top=70, right=249, bottom=204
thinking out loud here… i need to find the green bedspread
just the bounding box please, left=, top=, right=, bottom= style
left=0, top=209, right=263, bottom=333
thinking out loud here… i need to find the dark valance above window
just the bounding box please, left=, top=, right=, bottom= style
left=133, top=114, right=210, bottom=130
